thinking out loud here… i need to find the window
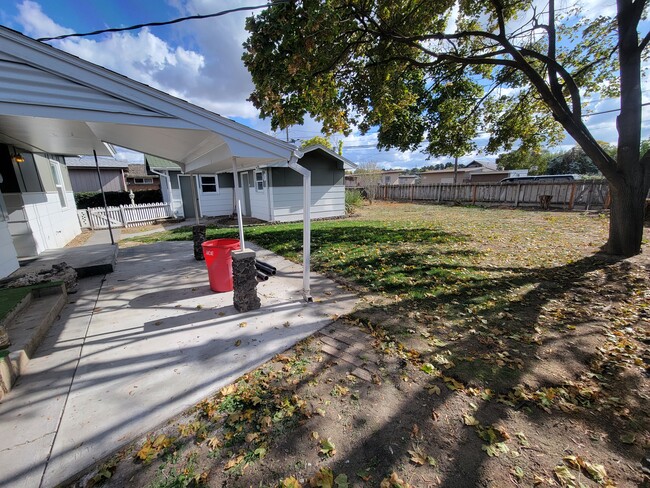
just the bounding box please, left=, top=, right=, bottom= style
left=200, top=176, right=217, bottom=193
left=384, top=175, right=391, bottom=184
left=255, top=171, right=265, bottom=192
left=49, top=160, right=67, bottom=208
left=132, top=178, right=154, bottom=185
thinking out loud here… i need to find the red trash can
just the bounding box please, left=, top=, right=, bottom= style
left=201, top=239, right=241, bottom=292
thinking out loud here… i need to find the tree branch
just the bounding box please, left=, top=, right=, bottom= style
left=639, top=30, right=650, bottom=52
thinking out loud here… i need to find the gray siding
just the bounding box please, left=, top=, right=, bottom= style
left=0, top=59, right=159, bottom=116
left=69, top=168, right=124, bottom=192
left=271, top=185, right=345, bottom=222
left=270, top=156, right=344, bottom=187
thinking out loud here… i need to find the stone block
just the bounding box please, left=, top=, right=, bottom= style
left=232, top=250, right=260, bottom=312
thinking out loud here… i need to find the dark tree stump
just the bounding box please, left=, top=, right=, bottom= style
left=193, top=225, right=206, bottom=261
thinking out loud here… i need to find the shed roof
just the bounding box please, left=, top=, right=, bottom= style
left=302, top=144, right=356, bottom=170
left=145, top=154, right=182, bottom=171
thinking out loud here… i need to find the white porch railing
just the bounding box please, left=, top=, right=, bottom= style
left=79, top=203, right=173, bottom=229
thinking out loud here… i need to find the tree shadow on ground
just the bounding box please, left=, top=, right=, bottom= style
left=325, top=249, right=648, bottom=487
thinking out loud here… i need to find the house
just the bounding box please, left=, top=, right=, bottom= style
left=470, top=169, right=529, bottom=183
left=65, top=155, right=128, bottom=192
left=147, top=144, right=355, bottom=222
left=419, top=161, right=498, bottom=184
left=0, top=26, right=308, bottom=286
left=126, top=163, right=161, bottom=191
left=0, top=143, right=80, bottom=271
left=380, top=170, right=406, bottom=185
left=396, top=174, right=418, bottom=185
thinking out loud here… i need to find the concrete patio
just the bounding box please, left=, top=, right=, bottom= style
left=0, top=241, right=357, bottom=488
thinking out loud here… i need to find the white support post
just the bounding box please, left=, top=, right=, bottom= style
left=288, top=151, right=311, bottom=302
left=231, top=158, right=246, bottom=250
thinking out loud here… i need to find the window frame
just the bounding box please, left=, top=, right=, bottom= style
left=49, top=159, right=68, bottom=208
left=254, top=170, right=265, bottom=192
left=199, top=175, right=218, bottom=193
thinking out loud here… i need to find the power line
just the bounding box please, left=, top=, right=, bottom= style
left=37, top=2, right=288, bottom=42
left=584, top=102, right=650, bottom=117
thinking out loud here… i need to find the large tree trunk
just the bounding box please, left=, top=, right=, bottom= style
left=606, top=0, right=647, bottom=257
left=606, top=180, right=648, bottom=256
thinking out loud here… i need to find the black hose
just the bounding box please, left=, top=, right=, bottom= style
left=255, top=259, right=276, bottom=272
left=256, top=271, right=269, bottom=281
left=255, top=261, right=276, bottom=275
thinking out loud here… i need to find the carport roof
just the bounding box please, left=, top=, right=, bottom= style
left=0, top=26, right=298, bottom=174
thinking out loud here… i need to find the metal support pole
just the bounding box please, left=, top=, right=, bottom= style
left=231, top=158, right=246, bottom=250
left=288, top=152, right=311, bottom=301
left=190, top=175, right=200, bottom=225
left=93, top=150, right=115, bottom=245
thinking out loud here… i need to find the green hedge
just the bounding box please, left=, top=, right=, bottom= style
left=74, top=190, right=163, bottom=209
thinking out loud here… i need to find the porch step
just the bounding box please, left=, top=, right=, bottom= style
left=0, top=284, right=67, bottom=400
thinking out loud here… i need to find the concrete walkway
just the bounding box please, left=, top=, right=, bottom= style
left=0, top=242, right=357, bottom=488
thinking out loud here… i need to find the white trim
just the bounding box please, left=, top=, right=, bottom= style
left=49, top=159, right=68, bottom=208
left=254, top=170, right=266, bottom=193
left=0, top=27, right=297, bottom=171
left=199, top=174, right=219, bottom=194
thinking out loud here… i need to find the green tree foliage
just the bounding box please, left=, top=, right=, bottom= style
left=496, top=148, right=557, bottom=175
left=300, top=135, right=333, bottom=150
left=547, top=147, right=600, bottom=175
left=243, top=0, right=650, bottom=256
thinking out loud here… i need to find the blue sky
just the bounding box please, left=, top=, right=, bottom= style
left=0, top=0, right=646, bottom=168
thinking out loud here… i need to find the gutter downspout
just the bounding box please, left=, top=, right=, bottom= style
left=287, top=150, right=311, bottom=302
left=231, top=157, right=246, bottom=249
left=150, top=167, right=176, bottom=217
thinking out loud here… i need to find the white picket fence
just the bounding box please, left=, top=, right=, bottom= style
left=78, top=203, right=173, bottom=229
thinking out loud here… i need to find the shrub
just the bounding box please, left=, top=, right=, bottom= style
left=345, top=189, right=363, bottom=214
left=74, top=190, right=163, bottom=209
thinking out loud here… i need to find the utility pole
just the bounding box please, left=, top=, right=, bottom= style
left=453, top=155, right=459, bottom=184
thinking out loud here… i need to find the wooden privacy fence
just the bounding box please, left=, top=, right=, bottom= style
left=79, top=202, right=173, bottom=229
left=373, top=180, right=610, bottom=210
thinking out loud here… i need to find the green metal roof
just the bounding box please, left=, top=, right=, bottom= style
left=145, top=154, right=182, bottom=171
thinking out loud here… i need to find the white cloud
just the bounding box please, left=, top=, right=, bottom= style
left=16, top=0, right=73, bottom=38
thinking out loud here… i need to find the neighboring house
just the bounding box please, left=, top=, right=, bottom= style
left=397, top=174, right=418, bottom=185
left=65, top=155, right=128, bottom=192
left=380, top=170, right=406, bottom=185
left=470, top=169, right=529, bottom=183
left=126, top=164, right=161, bottom=191
left=419, top=161, right=498, bottom=184
left=0, top=143, right=80, bottom=272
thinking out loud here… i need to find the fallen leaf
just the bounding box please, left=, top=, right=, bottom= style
left=554, top=464, right=576, bottom=486
left=234, top=339, right=241, bottom=347
left=280, top=477, right=302, bottom=488
left=319, top=438, right=336, bottom=457
left=462, top=413, right=480, bottom=426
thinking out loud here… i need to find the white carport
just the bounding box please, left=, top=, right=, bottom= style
left=0, top=26, right=312, bottom=298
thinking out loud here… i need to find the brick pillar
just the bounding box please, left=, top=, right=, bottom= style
left=193, top=225, right=206, bottom=261
left=232, top=249, right=261, bottom=312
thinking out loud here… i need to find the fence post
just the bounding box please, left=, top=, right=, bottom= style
left=586, top=181, right=594, bottom=210
left=514, top=184, right=521, bottom=207
left=568, top=183, right=576, bottom=210
left=119, top=205, right=127, bottom=227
